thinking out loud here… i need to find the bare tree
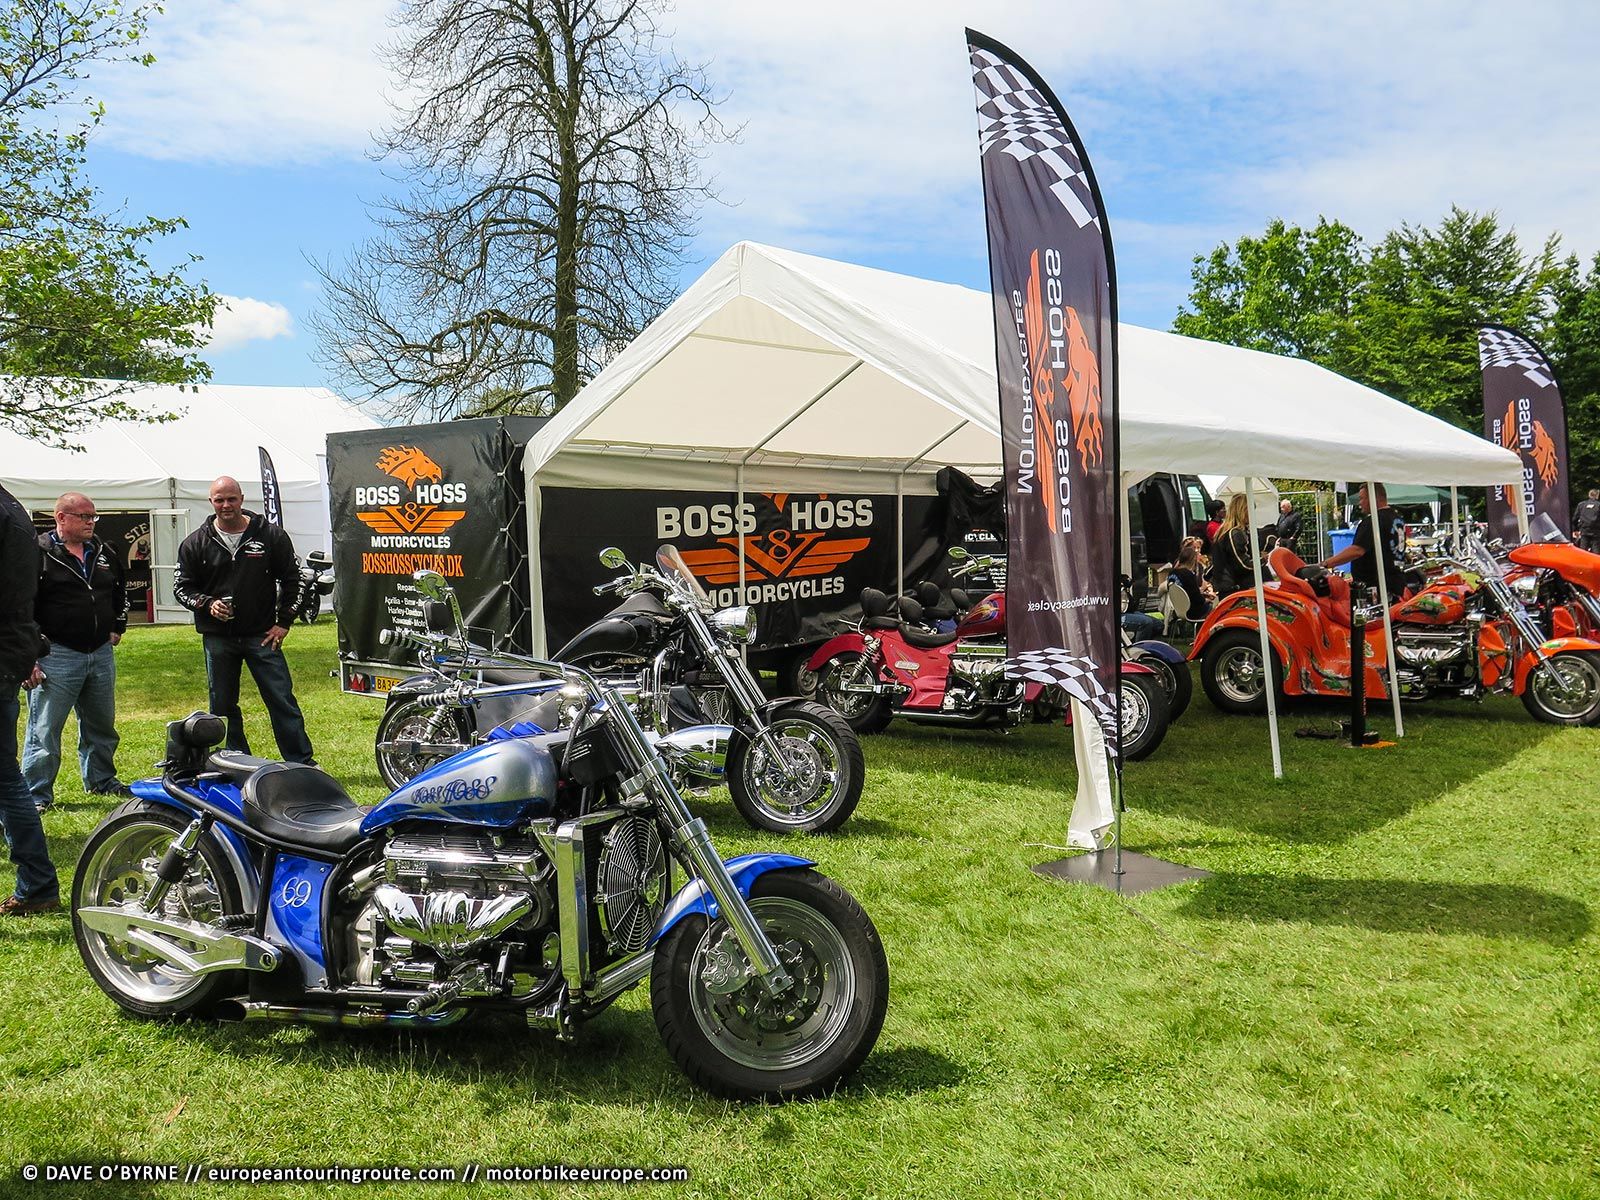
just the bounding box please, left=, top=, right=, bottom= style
left=313, top=0, right=728, bottom=420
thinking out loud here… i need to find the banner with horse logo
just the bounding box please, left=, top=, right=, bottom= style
left=1479, top=325, right=1570, bottom=542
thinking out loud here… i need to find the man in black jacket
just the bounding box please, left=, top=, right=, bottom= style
left=0, top=482, right=59, bottom=916
left=1574, top=488, right=1600, bottom=553
left=173, top=476, right=314, bottom=763
left=1274, top=499, right=1303, bottom=555
left=23, top=492, right=131, bottom=810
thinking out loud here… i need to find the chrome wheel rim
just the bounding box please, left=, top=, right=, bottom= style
left=741, top=719, right=842, bottom=827
left=818, top=656, right=874, bottom=720
left=1120, top=681, right=1151, bottom=741
left=1530, top=656, right=1600, bottom=720
left=689, top=897, right=855, bottom=1071
left=1215, top=644, right=1265, bottom=704
left=380, top=703, right=466, bottom=788
left=79, top=821, right=224, bottom=1004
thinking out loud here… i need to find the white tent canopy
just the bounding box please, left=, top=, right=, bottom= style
left=526, top=241, right=1522, bottom=494
left=0, top=382, right=379, bottom=616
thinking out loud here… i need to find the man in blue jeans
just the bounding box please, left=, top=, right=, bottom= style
left=173, top=476, right=314, bottom=763
left=0, top=481, right=60, bottom=916
left=24, top=491, right=132, bottom=810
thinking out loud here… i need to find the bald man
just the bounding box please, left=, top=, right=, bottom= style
left=173, top=476, right=314, bottom=763
left=23, top=491, right=130, bottom=812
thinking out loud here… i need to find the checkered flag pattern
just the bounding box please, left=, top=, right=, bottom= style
left=1007, top=646, right=1120, bottom=749
left=971, top=47, right=1099, bottom=230
left=1478, top=327, right=1554, bottom=389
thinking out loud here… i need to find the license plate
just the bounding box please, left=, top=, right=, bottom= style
left=372, top=674, right=401, bottom=694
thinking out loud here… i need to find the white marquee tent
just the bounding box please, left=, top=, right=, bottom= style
left=524, top=242, right=1524, bottom=830
left=0, top=383, right=379, bottom=618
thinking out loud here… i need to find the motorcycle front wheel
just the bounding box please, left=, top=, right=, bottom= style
left=650, top=868, right=888, bottom=1101
left=1119, top=672, right=1171, bottom=761
left=815, top=652, right=893, bottom=734
left=727, top=701, right=864, bottom=834
left=73, top=801, right=245, bottom=1019
left=375, top=699, right=473, bottom=790
left=1520, top=651, right=1600, bottom=726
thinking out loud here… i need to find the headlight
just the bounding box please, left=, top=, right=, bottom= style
left=709, top=605, right=757, bottom=644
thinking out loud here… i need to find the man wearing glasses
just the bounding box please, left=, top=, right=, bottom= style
left=0, top=482, right=58, bottom=916
left=23, top=493, right=131, bottom=812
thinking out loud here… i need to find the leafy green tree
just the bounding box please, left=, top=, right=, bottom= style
left=0, top=0, right=218, bottom=448
left=1545, top=253, right=1600, bottom=503
left=1345, top=207, right=1562, bottom=430
left=1172, top=217, right=1367, bottom=372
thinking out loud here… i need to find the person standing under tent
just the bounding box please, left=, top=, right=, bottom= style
left=0, top=482, right=59, bottom=917
left=1574, top=488, right=1600, bottom=553
left=23, top=492, right=132, bottom=812
left=173, top=476, right=315, bottom=764
left=1274, top=498, right=1303, bottom=556
left=1322, top=483, right=1405, bottom=596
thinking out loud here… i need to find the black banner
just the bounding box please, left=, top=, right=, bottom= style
left=969, top=31, right=1120, bottom=751
left=326, top=419, right=533, bottom=664
left=258, top=446, right=284, bottom=528
left=1479, top=326, right=1570, bottom=542
left=539, top=488, right=939, bottom=653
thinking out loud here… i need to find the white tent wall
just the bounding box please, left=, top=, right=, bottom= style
left=0, top=383, right=379, bottom=618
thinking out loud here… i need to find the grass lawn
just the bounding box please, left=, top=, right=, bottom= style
left=4, top=621, right=1597, bottom=1198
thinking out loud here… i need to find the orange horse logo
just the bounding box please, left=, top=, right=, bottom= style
left=1023, top=251, right=1105, bottom=533
left=1531, top=420, right=1559, bottom=487
left=376, top=445, right=443, bottom=487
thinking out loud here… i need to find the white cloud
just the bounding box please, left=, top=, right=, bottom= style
left=204, top=295, right=294, bottom=352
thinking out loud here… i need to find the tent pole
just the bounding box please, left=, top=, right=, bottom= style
left=1450, top=485, right=1461, bottom=556
left=896, top=474, right=905, bottom=595
left=736, top=462, right=746, bottom=601
left=1369, top=481, right=1404, bottom=738
left=1247, top=478, right=1284, bottom=779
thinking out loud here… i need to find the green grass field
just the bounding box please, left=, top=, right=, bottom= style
left=3, top=622, right=1597, bottom=1198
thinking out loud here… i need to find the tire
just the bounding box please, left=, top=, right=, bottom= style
left=815, top=652, right=893, bottom=735
left=375, top=699, right=473, bottom=791
left=1130, top=650, right=1193, bottom=722
left=72, top=800, right=246, bottom=1020
left=1201, top=629, right=1285, bottom=715
left=727, top=701, right=864, bottom=834
left=297, top=595, right=320, bottom=624
left=1520, top=651, right=1600, bottom=726
left=1118, top=672, right=1171, bottom=761
left=779, top=647, right=822, bottom=701
left=650, top=868, right=888, bottom=1101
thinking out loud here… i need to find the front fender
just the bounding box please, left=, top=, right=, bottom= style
left=651, top=853, right=815, bottom=944
left=807, top=634, right=867, bottom=672
left=1128, top=639, right=1185, bottom=667
left=1513, top=638, right=1600, bottom=693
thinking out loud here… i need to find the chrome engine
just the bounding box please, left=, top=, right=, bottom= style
left=351, top=833, right=553, bottom=988
left=944, top=642, right=1023, bottom=711
left=1392, top=627, right=1479, bottom=698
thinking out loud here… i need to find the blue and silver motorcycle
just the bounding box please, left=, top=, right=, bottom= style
left=70, top=570, right=889, bottom=1100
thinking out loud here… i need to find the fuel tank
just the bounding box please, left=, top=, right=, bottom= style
left=361, top=738, right=558, bottom=834
left=1392, top=582, right=1471, bottom=626
left=1509, top=541, right=1600, bottom=594
left=554, top=591, right=675, bottom=662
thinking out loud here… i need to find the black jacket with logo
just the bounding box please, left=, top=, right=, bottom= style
left=0, top=484, right=47, bottom=690
left=37, top=533, right=128, bottom=653
left=1574, top=498, right=1600, bottom=535
left=174, top=512, right=299, bottom=636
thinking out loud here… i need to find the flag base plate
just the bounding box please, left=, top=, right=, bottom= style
left=1032, top=850, right=1210, bottom=895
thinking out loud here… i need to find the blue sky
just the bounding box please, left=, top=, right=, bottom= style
left=83, top=1, right=1600, bottom=397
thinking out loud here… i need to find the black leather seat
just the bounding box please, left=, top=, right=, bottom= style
left=898, top=623, right=962, bottom=649
left=205, top=749, right=278, bottom=786
left=240, top=763, right=369, bottom=855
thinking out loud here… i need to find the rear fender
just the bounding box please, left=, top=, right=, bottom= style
left=1513, top=637, right=1600, bottom=693
left=807, top=633, right=867, bottom=671
left=128, top=778, right=259, bottom=910
left=652, top=853, right=816, bottom=944
left=1128, top=639, right=1186, bottom=667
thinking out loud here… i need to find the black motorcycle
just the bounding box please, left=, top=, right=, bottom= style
left=377, top=546, right=864, bottom=835
left=295, top=550, right=335, bottom=624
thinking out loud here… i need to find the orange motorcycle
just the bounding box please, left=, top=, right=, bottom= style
left=1189, top=531, right=1600, bottom=726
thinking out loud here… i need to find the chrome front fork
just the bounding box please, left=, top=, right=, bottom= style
left=600, top=685, right=793, bottom=996
left=683, top=612, right=796, bottom=779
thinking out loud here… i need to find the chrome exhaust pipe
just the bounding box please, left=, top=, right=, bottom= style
left=218, top=1000, right=466, bottom=1028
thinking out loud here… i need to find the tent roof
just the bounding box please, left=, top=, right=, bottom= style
left=527, top=242, right=1520, bottom=492
left=0, top=383, right=379, bottom=496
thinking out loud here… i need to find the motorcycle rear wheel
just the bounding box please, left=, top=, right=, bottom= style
left=375, top=699, right=473, bottom=790
left=1201, top=630, right=1286, bottom=715
left=1129, top=649, right=1193, bottom=721
left=650, top=868, right=888, bottom=1101
left=815, top=652, right=893, bottom=734
left=727, top=701, right=864, bottom=834
left=72, top=801, right=245, bottom=1019
left=1520, top=651, right=1600, bottom=726
left=1119, top=672, right=1171, bottom=760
